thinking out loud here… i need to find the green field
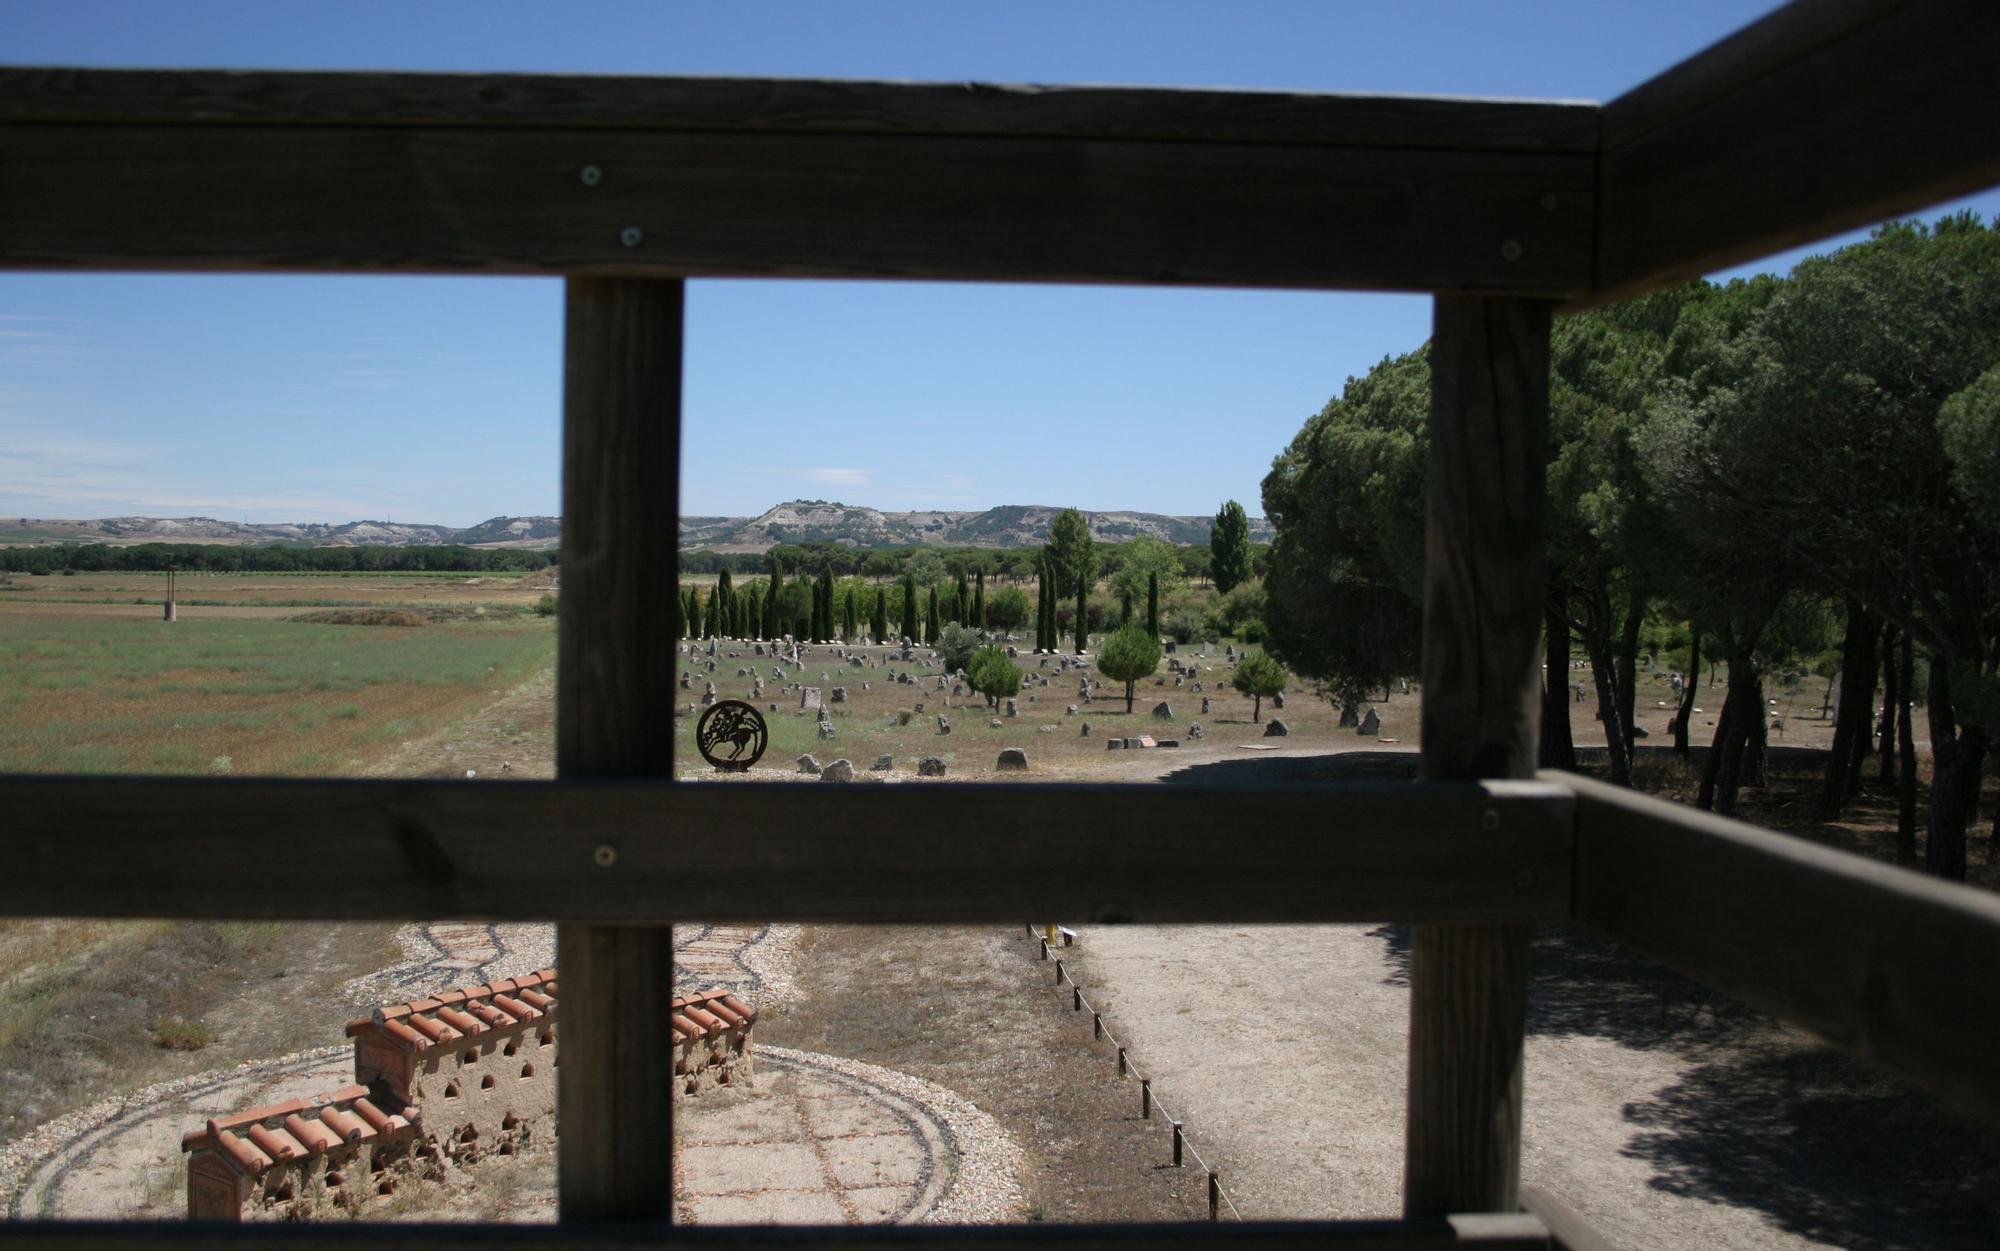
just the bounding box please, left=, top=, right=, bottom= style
left=0, top=607, right=554, bottom=775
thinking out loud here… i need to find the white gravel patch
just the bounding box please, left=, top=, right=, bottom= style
left=0, top=1044, right=348, bottom=1214
left=758, top=1045, right=1027, bottom=1224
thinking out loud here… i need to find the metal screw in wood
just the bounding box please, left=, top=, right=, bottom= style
left=579, top=164, right=602, bottom=186
left=592, top=843, right=617, bottom=867
left=619, top=226, right=644, bottom=247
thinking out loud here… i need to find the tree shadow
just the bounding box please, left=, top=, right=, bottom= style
left=1622, top=1046, right=2000, bottom=1250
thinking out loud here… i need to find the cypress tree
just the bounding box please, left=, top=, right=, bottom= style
left=1120, top=589, right=1133, bottom=626
left=902, top=578, right=919, bottom=643
left=954, top=571, right=970, bottom=624
left=766, top=556, right=785, bottom=639
left=926, top=586, right=940, bottom=645
left=682, top=587, right=696, bottom=639
left=973, top=569, right=987, bottom=631
left=871, top=584, right=889, bottom=643
left=1074, top=571, right=1088, bottom=654
left=716, top=568, right=734, bottom=638
left=1146, top=571, right=1160, bottom=639
left=1037, top=556, right=1053, bottom=651
left=819, top=568, right=836, bottom=642
left=842, top=585, right=857, bottom=641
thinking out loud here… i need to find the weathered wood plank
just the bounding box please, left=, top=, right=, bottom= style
left=0, top=778, right=1576, bottom=924
left=0, top=123, right=1593, bottom=294
left=1589, top=0, right=2000, bottom=306
left=0, top=67, right=1599, bottom=152
left=1565, top=770, right=2000, bottom=1125
left=554, top=277, right=683, bottom=1222
left=0, top=1214, right=1552, bottom=1248
left=1404, top=297, right=1552, bottom=1218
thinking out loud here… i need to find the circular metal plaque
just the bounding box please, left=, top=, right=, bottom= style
left=696, top=699, right=768, bottom=771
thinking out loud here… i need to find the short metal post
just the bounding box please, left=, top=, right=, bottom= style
left=1208, top=1170, right=1220, bottom=1220
left=1172, top=1121, right=1184, bottom=1167
left=1141, top=1078, right=1152, bottom=1119
left=1040, top=938, right=1049, bottom=960
left=1093, top=1012, right=1103, bottom=1039
left=1072, top=987, right=1082, bottom=1011
left=1054, top=958, right=1065, bottom=985
left=1117, top=1046, right=1127, bottom=1076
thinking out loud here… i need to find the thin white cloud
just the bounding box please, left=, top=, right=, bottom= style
left=750, top=466, right=875, bottom=489
left=0, top=437, right=391, bottom=522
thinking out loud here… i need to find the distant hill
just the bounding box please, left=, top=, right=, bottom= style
left=1, top=514, right=558, bottom=550
left=4, top=502, right=1270, bottom=552
left=680, top=501, right=1274, bottom=552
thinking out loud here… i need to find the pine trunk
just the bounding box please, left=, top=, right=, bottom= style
left=1128, top=680, right=1137, bottom=715
left=1696, top=675, right=1741, bottom=811
left=1818, top=598, right=1879, bottom=819
left=1711, top=663, right=1759, bottom=816
left=1615, top=586, right=1644, bottom=768
left=1896, top=634, right=1918, bottom=864
left=1878, top=624, right=1900, bottom=787
left=1924, top=660, right=1987, bottom=882
left=1582, top=630, right=1629, bottom=787
left=1672, top=622, right=1699, bottom=756
left=1539, top=595, right=1576, bottom=771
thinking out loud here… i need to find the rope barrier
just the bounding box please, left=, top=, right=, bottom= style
left=1021, top=925, right=1245, bottom=1221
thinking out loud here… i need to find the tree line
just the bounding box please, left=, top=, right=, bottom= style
left=1261, top=213, right=2000, bottom=880
left=0, top=542, right=557, bottom=574
left=677, top=537, right=1267, bottom=583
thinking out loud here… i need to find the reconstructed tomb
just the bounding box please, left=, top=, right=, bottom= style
left=182, top=970, right=755, bottom=1221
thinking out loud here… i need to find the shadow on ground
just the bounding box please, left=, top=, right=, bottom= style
left=1160, top=747, right=2000, bottom=1250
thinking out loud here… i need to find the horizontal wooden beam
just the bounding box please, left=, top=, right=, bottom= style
left=1563, top=771, right=2000, bottom=1123
left=1588, top=0, right=2000, bottom=306
left=0, top=776, right=1575, bottom=924
left=0, top=120, right=1592, bottom=294
left=0, top=1215, right=1553, bottom=1249
left=0, top=68, right=1600, bottom=152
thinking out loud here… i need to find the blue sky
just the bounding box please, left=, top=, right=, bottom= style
left=4, top=2, right=1995, bottom=527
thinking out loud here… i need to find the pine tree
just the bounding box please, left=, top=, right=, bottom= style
left=871, top=584, right=889, bottom=643
left=1074, top=570, right=1088, bottom=654
left=1211, top=499, right=1252, bottom=594
left=1146, top=571, right=1160, bottom=639
left=765, top=556, right=785, bottom=639
left=973, top=569, right=987, bottom=631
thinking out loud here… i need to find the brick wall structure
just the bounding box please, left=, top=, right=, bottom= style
left=182, top=971, right=755, bottom=1221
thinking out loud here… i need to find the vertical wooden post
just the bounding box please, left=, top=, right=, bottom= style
left=556, top=277, right=684, bottom=1225
left=1403, top=296, right=1550, bottom=1218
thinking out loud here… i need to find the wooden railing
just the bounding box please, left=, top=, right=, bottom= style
left=3, top=1, right=1997, bottom=1245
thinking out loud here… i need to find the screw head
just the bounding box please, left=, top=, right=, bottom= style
left=1500, top=239, right=1524, bottom=262
left=620, top=226, right=645, bottom=248
left=1538, top=192, right=1560, bottom=212
left=579, top=164, right=603, bottom=187
left=1481, top=808, right=1501, bottom=832
left=593, top=843, right=618, bottom=867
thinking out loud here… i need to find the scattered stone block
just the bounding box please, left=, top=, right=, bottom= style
left=1152, top=701, right=1173, bottom=719
left=1358, top=707, right=1380, bottom=736
left=797, top=753, right=821, bottom=773
left=1188, top=722, right=1204, bottom=739
left=819, top=759, right=854, bottom=782
left=1157, top=739, right=1179, bottom=748
left=1264, top=719, right=1289, bottom=737
left=830, top=687, right=847, bottom=703
left=1106, top=738, right=1124, bottom=750
left=1005, top=697, right=1019, bottom=717
left=870, top=754, right=895, bottom=771
left=936, top=714, right=951, bottom=734
left=996, top=748, right=1029, bottom=771
left=918, top=756, right=947, bottom=777
left=1080, top=721, right=1092, bottom=736
left=801, top=687, right=822, bottom=710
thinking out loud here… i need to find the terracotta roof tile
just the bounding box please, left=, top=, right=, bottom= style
left=184, top=1086, right=404, bottom=1177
